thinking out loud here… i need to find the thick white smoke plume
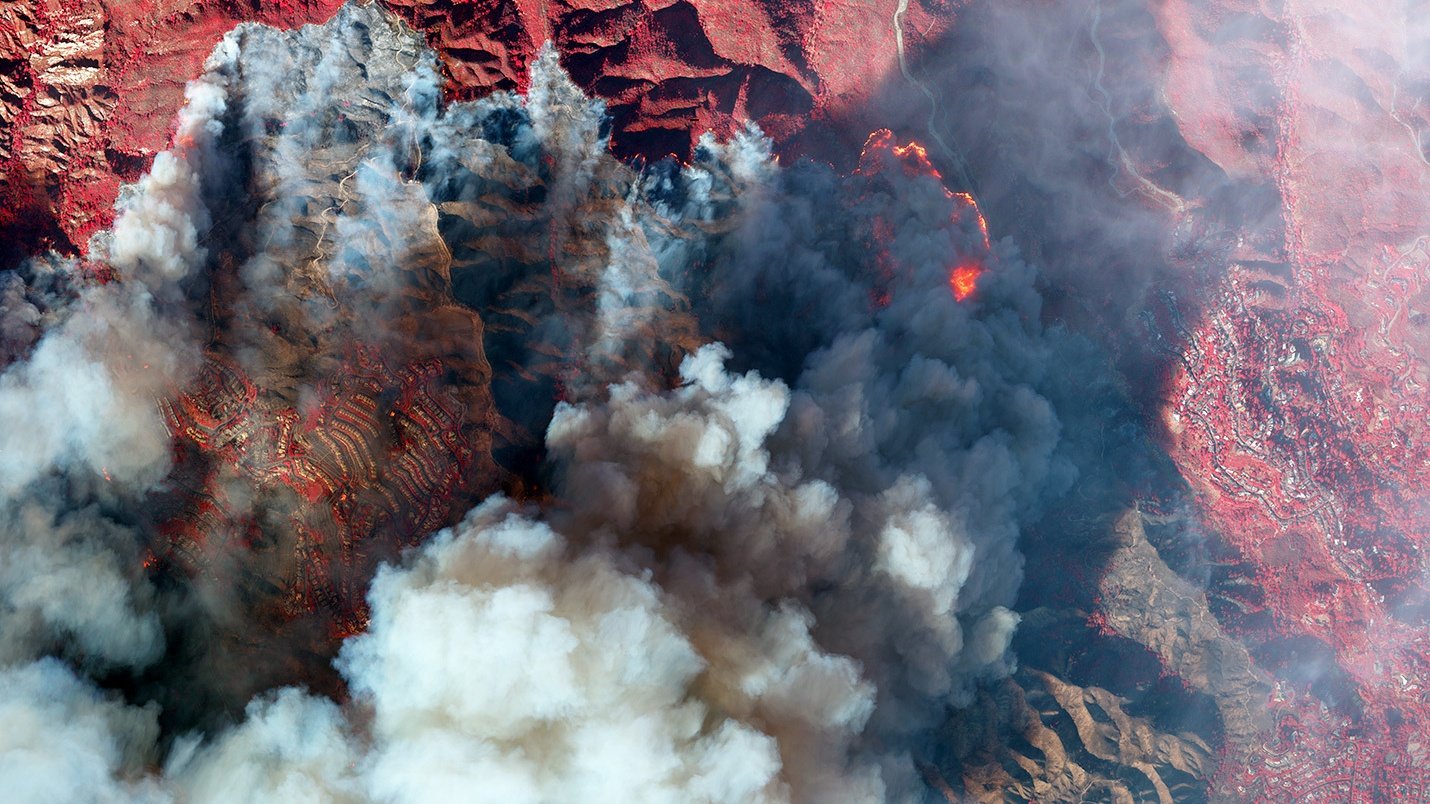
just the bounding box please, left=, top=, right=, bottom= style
left=0, top=4, right=1104, bottom=802
left=0, top=38, right=241, bottom=804
left=174, top=494, right=821, bottom=803
left=0, top=35, right=239, bottom=669
left=0, top=34, right=233, bottom=495
left=0, top=660, right=166, bottom=804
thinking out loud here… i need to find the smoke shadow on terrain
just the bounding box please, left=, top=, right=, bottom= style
left=742, top=0, right=1306, bottom=786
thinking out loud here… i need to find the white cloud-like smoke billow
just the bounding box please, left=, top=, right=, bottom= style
left=0, top=4, right=1113, bottom=802
left=0, top=30, right=235, bottom=495
left=0, top=659, right=166, bottom=804
left=0, top=38, right=242, bottom=804
left=168, top=327, right=1042, bottom=800
left=0, top=32, right=242, bottom=673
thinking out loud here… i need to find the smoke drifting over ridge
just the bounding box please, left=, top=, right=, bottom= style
left=0, top=46, right=239, bottom=676
left=868, top=2, right=1430, bottom=797
left=0, top=4, right=1159, bottom=801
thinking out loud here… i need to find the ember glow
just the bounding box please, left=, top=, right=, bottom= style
left=2, top=0, right=1426, bottom=801
left=950, top=262, right=981, bottom=301
left=955, top=191, right=991, bottom=251
left=856, top=131, right=992, bottom=259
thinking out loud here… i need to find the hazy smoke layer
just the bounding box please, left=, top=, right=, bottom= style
left=0, top=5, right=1121, bottom=802
left=0, top=40, right=238, bottom=803
left=0, top=38, right=244, bottom=673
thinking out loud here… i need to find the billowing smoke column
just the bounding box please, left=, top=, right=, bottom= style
left=0, top=38, right=240, bottom=670
left=0, top=38, right=235, bottom=804
left=0, top=5, right=1111, bottom=801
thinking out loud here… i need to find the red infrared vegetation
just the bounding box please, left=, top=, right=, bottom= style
left=0, top=0, right=350, bottom=258
left=1150, top=1, right=1430, bottom=797
left=4, top=0, right=1429, bottom=798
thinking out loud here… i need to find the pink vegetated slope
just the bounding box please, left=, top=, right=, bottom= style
left=1155, top=0, right=1430, bottom=798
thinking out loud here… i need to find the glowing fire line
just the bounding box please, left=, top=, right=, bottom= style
left=950, top=263, right=981, bottom=302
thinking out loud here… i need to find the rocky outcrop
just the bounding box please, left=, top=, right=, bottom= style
left=954, top=669, right=1215, bottom=803
left=1099, top=509, right=1273, bottom=748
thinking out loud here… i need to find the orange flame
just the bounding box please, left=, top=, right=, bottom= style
left=954, top=191, right=991, bottom=251
left=950, top=263, right=982, bottom=302
left=858, top=130, right=992, bottom=252
left=858, top=130, right=992, bottom=305
left=857, top=129, right=943, bottom=181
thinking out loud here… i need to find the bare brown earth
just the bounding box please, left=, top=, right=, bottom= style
left=5, top=0, right=1430, bottom=798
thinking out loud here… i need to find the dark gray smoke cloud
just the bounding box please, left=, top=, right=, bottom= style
left=866, top=2, right=1430, bottom=795
left=0, top=38, right=242, bottom=677
left=865, top=0, right=1274, bottom=395
left=0, top=4, right=1170, bottom=802
left=0, top=42, right=234, bottom=802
